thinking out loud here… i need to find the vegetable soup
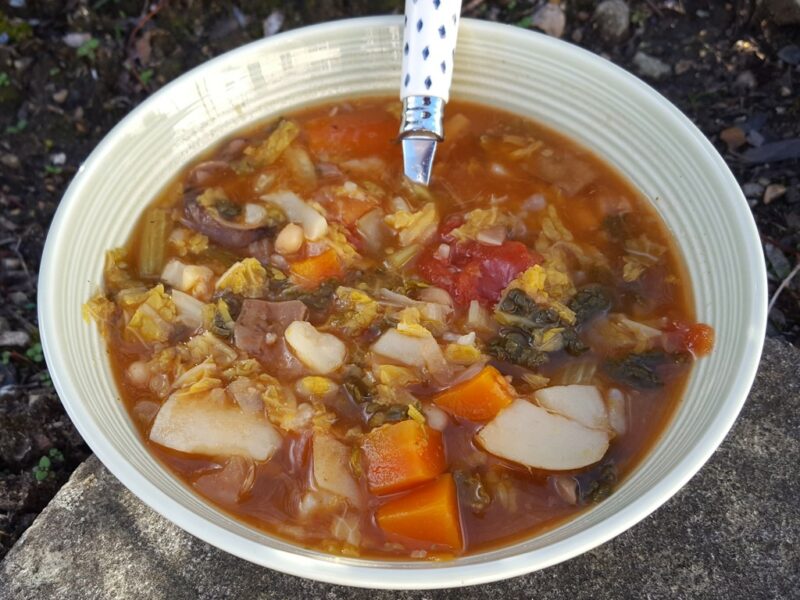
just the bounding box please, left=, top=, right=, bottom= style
left=85, top=98, right=714, bottom=559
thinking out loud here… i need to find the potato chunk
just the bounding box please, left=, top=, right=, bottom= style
left=150, top=392, right=282, bottom=461
left=477, top=399, right=609, bottom=470
left=534, top=384, right=609, bottom=430
left=284, top=321, right=346, bottom=374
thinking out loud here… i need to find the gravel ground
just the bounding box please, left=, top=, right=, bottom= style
left=0, top=0, right=798, bottom=559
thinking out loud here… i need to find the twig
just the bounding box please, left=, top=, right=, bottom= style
left=10, top=237, right=33, bottom=291
left=463, top=0, right=485, bottom=14
left=768, top=261, right=800, bottom=315
left=128, top=0, right=169, bottom=51
left=126, top=0, right=169, bottom=87
left=759, top=232, right=800, bottom=260
left=643, top=0, right=664, bottom=18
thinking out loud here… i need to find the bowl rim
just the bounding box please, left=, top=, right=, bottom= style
left=39, top=15, right=767, bottom=589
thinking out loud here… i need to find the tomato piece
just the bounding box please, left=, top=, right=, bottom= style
left=330, top=195, right=375, bottom=226
left=418, top=239, right=540, bottom=306
left=662, top=321, right=715, bottom=357
left=304, top=110, right=399, bottom=159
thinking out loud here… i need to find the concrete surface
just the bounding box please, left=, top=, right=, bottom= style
left=1, top=338, right=798, bottom=599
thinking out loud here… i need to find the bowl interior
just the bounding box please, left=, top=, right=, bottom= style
left=39, top=17, right=766, bottom=589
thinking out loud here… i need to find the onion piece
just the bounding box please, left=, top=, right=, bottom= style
left=226, top=377, right=264, bottom=415
left=389, top=196, right=410, bottom=213
left=422, top=404, right=449, bottom=431
left=283, top=145, right=317, bottom=188
left=523, top=193, right=547, bottom=212
left=467, top=300, right=497, bottom=333
left=262, top=191, right=328, bottom=241
left=356, top=208, right=390, bottom=254
left=312, top=434, right=362, bottom=506
left=417, top=286, right=454, bottom=308
left=194, top=456, right=256, bottom=505
left=371, top=328, right=450, bottom=382
left=161, top=259, right=214, bottom=301
left=377, top=288, right=453, bottom=322
left=171, top=289, right=205, bottom=331
left=340, top=157, right=385, bottom=175
left=607, top=388, right=628, bottom=435
left=550, top=474, right=578, bottom=505
left=476, top=225, right=507, bottom=246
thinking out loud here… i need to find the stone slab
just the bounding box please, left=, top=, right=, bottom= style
left=1, top=338, right=798, bottom=599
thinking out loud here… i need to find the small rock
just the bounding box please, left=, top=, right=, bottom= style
left=13, top=57, right=33, bottom=72
left=763, top=0, right=800, bottom=26
left=63, top=32, right=91, bottom=48
left=742, top=183, right=764, bottom=198
left=633, top=51, right=672, bottom=80
left=0, top=362, right=16, bottom=387
left=780, top=86, right=792, bottom=97
left=571, top=27, right=584, bottom=43
left=777, top=44, right=800, bottom=65
left=675, top=59, right=694, bottom=75
left=734, top=70, right=757, bottom=91
left=0, top=330, right=31, bottom=347
left=232, top=6, right=250, bottom=28
left=1, top=153, right=21, bottom=169
left=764, top=243, right=792, bottom=279
left=263, top=10, right=284, bottom=37
left=52, top=89, right=68, bottom=104
left=593, top=0, right=630, bottom=43
left=743, top=138, right=800, bottom=164
left=696, top=9, right=710, bottom=17
left=51, top=152, right=66, bottom=166
left=764, top=184, right=787, bottom=205
left=720, top=127, right=747, bottom=151
left=532, top=2, right=566, bottom=39
left=747, top=130, right=765, bottom=147
left=9, top=291, right=27, bottom=305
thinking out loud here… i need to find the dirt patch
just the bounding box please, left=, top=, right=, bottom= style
left=0, top=0, right=798, bottom=559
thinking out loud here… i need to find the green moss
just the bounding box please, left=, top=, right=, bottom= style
left=0, top=12, right=33, bottom=43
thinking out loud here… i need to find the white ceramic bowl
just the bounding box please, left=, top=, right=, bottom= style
left=39, top=17, right=767, bottom=589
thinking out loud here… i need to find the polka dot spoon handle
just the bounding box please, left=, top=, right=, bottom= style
left=399, top=0, right=462, bottom=185
left=400, top=0, right=461, bottom=101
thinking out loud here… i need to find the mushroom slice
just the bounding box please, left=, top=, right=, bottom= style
left=183, top=193, right=271, bottom=248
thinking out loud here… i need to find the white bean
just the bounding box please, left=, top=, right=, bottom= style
left=274, top=223, right=304, bottom=255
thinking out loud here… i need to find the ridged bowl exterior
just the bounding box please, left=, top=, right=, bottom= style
left=38, top=17, right=766, bottom=589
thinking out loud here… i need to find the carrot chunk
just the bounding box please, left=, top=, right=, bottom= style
left=361, top=420, right=446, bottom=495
left=433, top=365, right=515, bottom=421
left=330, top=196, right=375, bottom=226
left=375, top=474, right=463, bottom=550
left=290, top=249, right=342, bottom=289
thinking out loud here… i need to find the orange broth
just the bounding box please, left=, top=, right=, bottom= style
left=91, top=98, right=713, bottom=559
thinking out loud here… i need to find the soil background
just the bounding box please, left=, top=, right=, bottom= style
left=0, top=0, right=798, bottom=560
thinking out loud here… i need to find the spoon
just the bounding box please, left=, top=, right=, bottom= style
left=399, top=0, right=463, bottom=186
